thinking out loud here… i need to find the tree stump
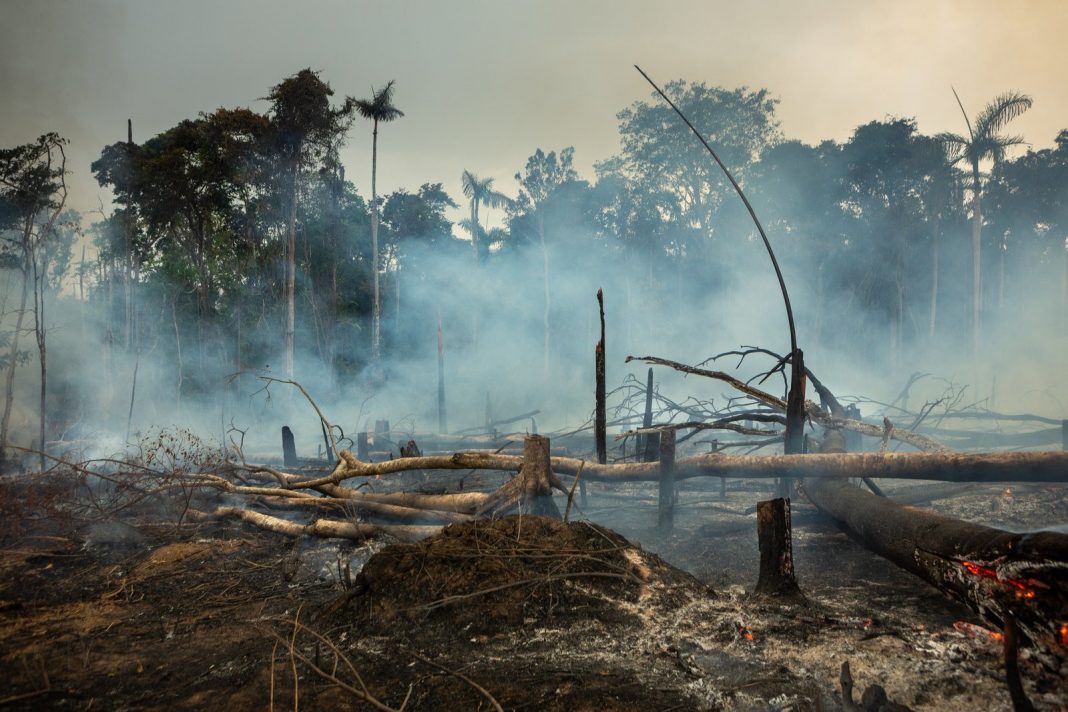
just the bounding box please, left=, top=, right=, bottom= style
left=476, top=435, right=562, bottom=518
left=753, top=497, right=801, bottom=598
left=281, top=426, right=297, bottom=468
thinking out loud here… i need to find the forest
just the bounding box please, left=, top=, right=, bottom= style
left=1, top=68, right=1066, bottom=458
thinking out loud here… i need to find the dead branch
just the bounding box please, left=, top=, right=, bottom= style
left=188, top=507, right=439, bottom=542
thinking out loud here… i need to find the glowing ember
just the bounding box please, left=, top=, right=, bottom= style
left=1061, top=624, right=1068, bottom=648
left=959, top=560, right=1036, bottom=595
left=1001, top=487, right=1013, bottom=497
left=736, top=624, right=754, bottom=642
left=954, top=621, right=1004, bottom=643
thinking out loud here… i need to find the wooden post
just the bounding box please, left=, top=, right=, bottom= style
left=658, top=429, right=676, bottom=531
left=753, top=497, right=801, bottom=598
left=437, top=320, right=447, bottom=434
left=1062, top=419, right=1067, bottom=451
left=281, top=426, right=297, bottom=468
left=357, top=432, right=369, bottom=461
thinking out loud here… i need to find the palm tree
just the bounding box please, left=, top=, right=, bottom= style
left=355, top=81, right=404, bottom=361
left=938, top=89, right=1031, bottom=357
left=460, top=170, right=510, bottom=263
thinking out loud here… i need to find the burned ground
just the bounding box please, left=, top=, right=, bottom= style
left=1, top=474, right=1067, bottom=710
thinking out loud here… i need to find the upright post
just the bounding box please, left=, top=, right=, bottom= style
left=658, top=429, right=676, bottom=531
left=357, top=432, right=369, bottom=461
left=781, top=349, right=807, bottom=497
left=641, top=367, right=654, bottom=460
left=281, top=426, right=297, bottom=468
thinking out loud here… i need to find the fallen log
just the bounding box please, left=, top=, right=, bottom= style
left=282, top=450, right=1068, bottom=486
left=801, top=478, right=1068, bottom=661
left=189, top=507, right=440, bottom=542
left=549, top=451, right=1068, bottom=484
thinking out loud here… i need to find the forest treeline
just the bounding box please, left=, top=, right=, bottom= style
left=1, top=69, right=1066, bottom=453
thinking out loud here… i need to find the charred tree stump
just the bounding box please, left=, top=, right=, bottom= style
left=357, top=432, right=369, bottom=461
left=476, top=435, right=562, bottom=519
left=753, top=497, right=802, bottom=598
left=803, top=477, right=1068, bottom=660
left=281, top=426, right=297, bottom=468
left=658, top=429, right=676, bottom=531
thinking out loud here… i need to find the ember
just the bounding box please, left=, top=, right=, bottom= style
left=954, top=620, right=1005, bottom=643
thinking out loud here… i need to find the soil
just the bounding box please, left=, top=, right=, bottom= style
left=2, top=473, right=1067, bottom=711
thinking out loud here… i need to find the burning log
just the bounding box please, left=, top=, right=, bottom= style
left=802, top=477, right=1068, bottom=662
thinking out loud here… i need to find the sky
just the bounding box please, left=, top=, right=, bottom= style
left=2, top=0, right=1067, bottom=231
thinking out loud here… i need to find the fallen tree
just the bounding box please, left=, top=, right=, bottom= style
left=801, top=477, right=1068, bottom=662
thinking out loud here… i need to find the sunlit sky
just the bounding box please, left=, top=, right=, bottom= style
left=2, top=0, right=1066, bottom=229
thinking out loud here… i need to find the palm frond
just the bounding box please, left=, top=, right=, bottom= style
left=974, top=91, right=1032, bottom=137
left=355, top=80, right=404, bottom=122
left=951, top=87, right=974, bottom=141
left=934, top=132, right=969, bottom=164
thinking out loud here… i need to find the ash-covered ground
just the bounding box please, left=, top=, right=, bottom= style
left=1, top=470, right=1066, bottom=711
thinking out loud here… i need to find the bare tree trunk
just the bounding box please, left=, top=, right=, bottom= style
left=33, top=253, right=47, bottom=471
left=285, top=158, right=299, bottom=379
left=1, top=256, right=30, bottom=456
left=929, top=227, right=939, bottom=340
left=971, top=167, right=983, bottom=359
left=370, top=119, right=381, bottom=362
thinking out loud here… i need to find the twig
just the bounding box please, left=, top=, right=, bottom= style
left=407, top=649, right=504, bottom=712
left=564, top=460, right=586, bottom=522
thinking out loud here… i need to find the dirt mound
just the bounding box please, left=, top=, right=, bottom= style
left=351, top=514, right=709, bottom=634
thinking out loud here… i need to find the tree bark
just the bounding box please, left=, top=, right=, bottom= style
left=753, top=497, right=801, bottom=598
left=595, top=289, right=606, bottom=465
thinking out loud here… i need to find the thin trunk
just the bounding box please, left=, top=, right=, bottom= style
left=0, top=256, right=30, bottom=454
left=540, top=216, right=550, bottom=381
left=929, top=228, right=939, bottom=340
left=370, top=118, right=381, bottom=361
left=971, top=164, right=982, bottom=359
left=285, top=157, right=299, bottom=379
left=173, top=295, right=183, bottom=412
left=33, top=252, right=46, bottom=471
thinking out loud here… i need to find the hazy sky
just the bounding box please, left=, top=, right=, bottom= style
left=2, top=0, right=1066, bottom=228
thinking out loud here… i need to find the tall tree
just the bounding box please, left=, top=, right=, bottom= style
left=460, top=171, right=509, bottom=263
left=512, top=147, right=579, bottom=378
left=938, top=90, right=1032, bottom=357
left=267, top=69, right=356, bottom=379
left=0, top=133, right=68, bottom=467
left=354, top=80, right=404, bottom=362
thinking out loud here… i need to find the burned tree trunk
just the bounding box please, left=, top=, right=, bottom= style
left=780, top=349, right=806, bottom=497
left=476, top=435, right=563, bottom=518
left=282, top=426, right=297, bottom=468
left=641, top=367, right=655, bottom=462
left=753, top=497, right=801, bottom=599
left=802, top=477, right=1068, bottom=659
left=595, top=288, right=607, bottom=465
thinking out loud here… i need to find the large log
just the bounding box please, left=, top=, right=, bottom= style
left=285, top=450, right=1068, bottom=488
left=802, top=477, right=1068, bottom=660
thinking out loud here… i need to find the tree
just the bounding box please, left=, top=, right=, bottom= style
left=460, top=171, right=510, bottom=263
left=511, top=147, right=580, bottom=378
left=267, top=69, right=356, bottom=378
left=0, top=133, right=68, bottom=468
left=354, top=80, right=404, bottom=362
left=938, top=90, right=1032, bottom=357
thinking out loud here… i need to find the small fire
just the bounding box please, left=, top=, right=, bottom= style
left=954, top=621, right=1004, bottom=643
left=1002, top=487, right=1012, bottom=497
left=959, top=560, right=1036, bottom=597
left=736, top=624, right=754, bottom=642
left=1060, top=623, right=1068, bottom=648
